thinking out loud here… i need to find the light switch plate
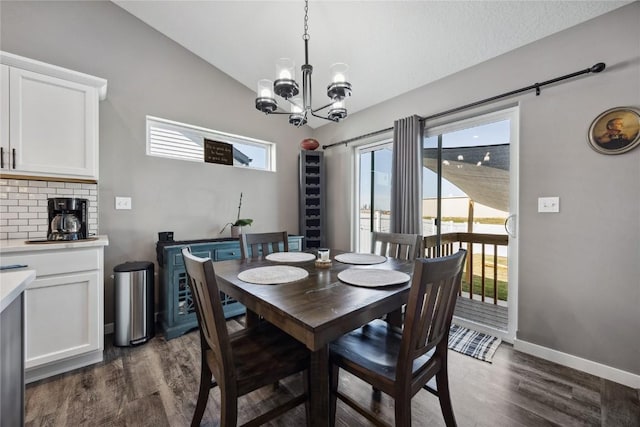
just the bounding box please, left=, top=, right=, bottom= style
left=115, top=196, right=132, bottom=210
left=538, top=196, right=559, bottom=213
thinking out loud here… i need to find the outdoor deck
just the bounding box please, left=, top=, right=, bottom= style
left=454, top=297, right=508, bottom=331
left=425, top=232, right=510, bottom=333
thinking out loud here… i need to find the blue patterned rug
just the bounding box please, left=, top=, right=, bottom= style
left=448, top=324, right=501, bottom=363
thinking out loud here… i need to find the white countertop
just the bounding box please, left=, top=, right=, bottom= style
left=0, top=269, right=35, bottom=312
left=0, top=235, right=109, bottom=254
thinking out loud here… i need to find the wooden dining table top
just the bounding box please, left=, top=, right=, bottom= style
left=213, top=251, right=415, bottom=351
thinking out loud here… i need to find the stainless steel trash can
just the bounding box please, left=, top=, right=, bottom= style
left=114, top=261, right=154, bottom=346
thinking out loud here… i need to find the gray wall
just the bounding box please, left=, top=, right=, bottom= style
left=1, top=1, right=309, bottom=324
left=314, top=3, right=640, bottom=376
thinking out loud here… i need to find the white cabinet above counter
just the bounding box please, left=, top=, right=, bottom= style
left=0, top=236, right=109, bottom=383
left=0, top=51, right=107, bottom=182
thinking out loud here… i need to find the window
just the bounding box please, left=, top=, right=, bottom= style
left=146, top=116, right=276, bottom=171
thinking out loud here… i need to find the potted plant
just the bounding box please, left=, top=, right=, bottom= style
left=220, top=192, right=253, bottom=238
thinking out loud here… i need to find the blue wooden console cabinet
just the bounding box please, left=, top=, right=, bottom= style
left=158, top=236, right=303, bottom=340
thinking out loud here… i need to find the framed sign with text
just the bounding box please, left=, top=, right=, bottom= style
left=204, top=138, right=233, bottom=165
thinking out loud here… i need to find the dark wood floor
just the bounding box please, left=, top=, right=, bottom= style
left=26, top=317, right=639, bottom=426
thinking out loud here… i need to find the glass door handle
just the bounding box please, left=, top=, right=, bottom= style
left=504, top=214, right=517, bottom=238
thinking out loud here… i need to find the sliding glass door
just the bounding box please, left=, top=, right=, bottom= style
left=423, top=108, right=518, bottom=340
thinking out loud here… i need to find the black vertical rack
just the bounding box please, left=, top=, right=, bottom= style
left=299, top=150, right=326, bottom=250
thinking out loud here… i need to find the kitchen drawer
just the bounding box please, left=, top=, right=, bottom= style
left=215, top=247, right=241, bottom=261
left=2, top=247, right=100, bottom=277
left=172, top=248, right=214, bottom=266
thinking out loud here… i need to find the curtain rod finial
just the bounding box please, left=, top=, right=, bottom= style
left=591, top=63, right=606, bottom=73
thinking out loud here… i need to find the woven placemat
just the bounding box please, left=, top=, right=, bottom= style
left=265, top=252, right=316, bottom=263
left=337, top=268, right=410, bottom=287
left=237, top=266, right=309, bottom=285
left=334, top=253, right=387, bottom=265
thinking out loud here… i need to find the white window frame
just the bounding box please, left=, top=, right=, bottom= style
left=352, top=136, right=393, bottom=252
left=146, top=116, right=276, bottom=172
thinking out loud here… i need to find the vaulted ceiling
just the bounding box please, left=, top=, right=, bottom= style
left=113, top=1, right=631, bottom=128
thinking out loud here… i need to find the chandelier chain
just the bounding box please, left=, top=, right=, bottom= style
left=303, top=0, right=309, bottom=41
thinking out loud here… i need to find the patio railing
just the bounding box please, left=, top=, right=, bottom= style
left=423, top=232, right=509, bottom=304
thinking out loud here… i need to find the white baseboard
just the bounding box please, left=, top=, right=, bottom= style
left=514, top=339, right=640, bottom=389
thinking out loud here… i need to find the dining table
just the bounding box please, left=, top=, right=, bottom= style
left=213, top=250, right=415, bottom=427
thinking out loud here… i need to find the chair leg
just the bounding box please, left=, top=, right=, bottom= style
left=394, top=392, right=411, bottom=427
left=435, top=364, right=457, bottom=427
left=191, top=360, right=213, bottom=427
left=328, top=364, right=339, bottom=427
left=219, top=389, right=238, bottom=427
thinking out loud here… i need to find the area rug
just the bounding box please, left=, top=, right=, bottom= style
left=448, top=324, right=501, bottom=363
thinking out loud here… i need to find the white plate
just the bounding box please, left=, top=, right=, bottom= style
left=338, top=268, right=410, bottom=288
left=265, top=252, right=316, bottom=263
left=237, top=266, right=309, bottom=285
left=334, top=253, right=387, bottom=265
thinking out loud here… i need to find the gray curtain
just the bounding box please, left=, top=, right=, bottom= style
left=391, top=115, right=422, bottom=234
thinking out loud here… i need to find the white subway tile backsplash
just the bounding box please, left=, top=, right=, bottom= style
left=0, top=178, right=99, bottom=239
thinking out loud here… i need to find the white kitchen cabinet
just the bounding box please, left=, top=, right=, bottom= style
left=0, top=51, right=107, bottom=181
left=0, top=237, right=109, bottom=383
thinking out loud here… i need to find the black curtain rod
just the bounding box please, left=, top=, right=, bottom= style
left=322, top=62, right=606, bottom=150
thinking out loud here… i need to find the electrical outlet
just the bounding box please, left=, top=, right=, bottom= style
left=115, top=196, right=132, bottom=210
left=538, top=196, right=559, bottom=213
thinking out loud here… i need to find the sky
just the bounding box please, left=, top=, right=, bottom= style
left=360, top=119, right=510, bottom=210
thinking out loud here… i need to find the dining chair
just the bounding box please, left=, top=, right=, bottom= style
left=329, top=249, right=467, bottom=427
left=181, top=247, right=310, bottom=427
left=371, top=231, right=422, bottom=260
left=240, top=231, right=289, bottom=259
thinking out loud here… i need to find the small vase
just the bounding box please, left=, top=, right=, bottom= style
left=231, top=225, right=241, bottom=238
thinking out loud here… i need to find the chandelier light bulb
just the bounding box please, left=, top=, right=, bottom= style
left=276, top=58, right=295, bottom=81
left=257, top=79, right=274, bottom=98
left=330, top=63, right=349, bottom=83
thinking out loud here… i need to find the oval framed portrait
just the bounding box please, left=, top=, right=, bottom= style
left=588, top=107, right=640, bottom=155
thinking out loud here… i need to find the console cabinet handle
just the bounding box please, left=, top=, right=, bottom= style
left=12, top=148, right=15, bottom=169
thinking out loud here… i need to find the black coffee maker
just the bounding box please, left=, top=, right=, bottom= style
left=47, top=198, right=88, bottom=241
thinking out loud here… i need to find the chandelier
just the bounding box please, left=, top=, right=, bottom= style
left=255, top=0, right=352, bottom=127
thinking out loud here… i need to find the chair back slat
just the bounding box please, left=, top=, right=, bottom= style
left=372, top=231, right=422, bottom=260
left=398, top=250, right=467, bottom=378
left=181, top=247, right=236, bottom=386
left=240, top=231, right=289, bottom=259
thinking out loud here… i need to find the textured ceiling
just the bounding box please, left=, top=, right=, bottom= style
left=113, top=1, right=631, bottom=128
